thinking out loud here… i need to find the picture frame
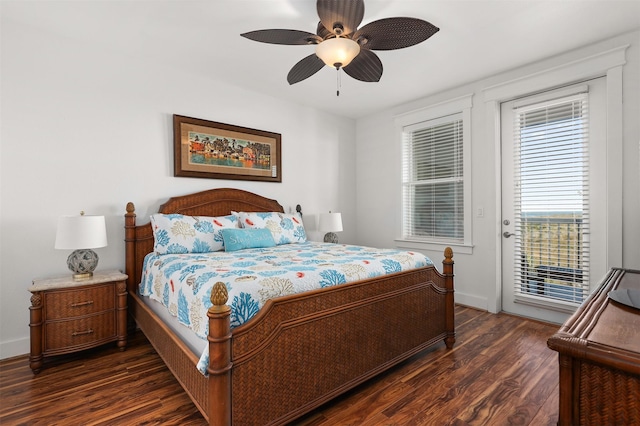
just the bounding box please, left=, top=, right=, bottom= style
left=173, top=114, right=282, bottom=182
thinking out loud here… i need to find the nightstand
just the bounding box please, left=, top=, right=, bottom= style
left=28, top=270, right=128, bottom=373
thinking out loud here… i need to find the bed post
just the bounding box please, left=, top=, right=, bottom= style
left=124, top=203, right=137, bottom=300
left=208, top=282, right=232, bottom=426
left=443, top=247, right=455, bottom=349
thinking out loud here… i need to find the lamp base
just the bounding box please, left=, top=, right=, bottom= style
left=72, top=272, right=93, bottom=280
left=67, top=249, right=99, bottom=280
left=323, top=232, right=339, bottom=244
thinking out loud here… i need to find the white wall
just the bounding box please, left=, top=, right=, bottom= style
left=356, top=30, right=640, bottom=313
left=0, top=17, right=357, bottom=358
left=2, top=10, right=638, bottom=360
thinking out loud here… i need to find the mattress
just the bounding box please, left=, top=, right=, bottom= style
left=140, top=292, right=205, bottom=356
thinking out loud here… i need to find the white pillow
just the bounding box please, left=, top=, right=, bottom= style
left=150, top=213, right=239, bottom=254
left=237, top=211, right=306, bottom=245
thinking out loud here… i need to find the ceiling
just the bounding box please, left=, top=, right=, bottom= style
left=3, top=1, right=640, bottom=119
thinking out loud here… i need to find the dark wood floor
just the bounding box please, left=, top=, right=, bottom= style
left=0, top=306, right=560, bottom=425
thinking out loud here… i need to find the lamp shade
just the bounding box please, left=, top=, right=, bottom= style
left=315, top=38, right=360, bottom=68
left=55, top=214, right=108, bottom=250
left=318, top=212, right=343, bottom=233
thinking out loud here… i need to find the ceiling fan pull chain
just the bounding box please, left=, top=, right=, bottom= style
left=336, top=67, right=341, bottom=96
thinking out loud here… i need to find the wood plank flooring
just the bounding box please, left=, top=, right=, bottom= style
left=0, top=306, right=560, bottom=425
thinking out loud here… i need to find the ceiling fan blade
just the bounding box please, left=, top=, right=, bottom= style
left=241, top=29, right=322, bottom=45
left=353, top=17, right=439, bottom=51
left=287, top=54, right=326, bottom=85
left=343, top=49, right=382, bottom=82
left=317, top=0, right=364, bottom=36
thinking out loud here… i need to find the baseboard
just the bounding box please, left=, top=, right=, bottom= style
left=0, top=337, right=29, bottom=360
left=455, top=292, right=488, bottom=312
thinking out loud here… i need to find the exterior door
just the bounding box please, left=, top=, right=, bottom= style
left=500, top=78, right=607, bottom=323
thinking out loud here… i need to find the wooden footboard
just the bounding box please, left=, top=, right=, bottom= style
left=124, top=188, right=455, bottom=426
left=208, top=255, right=454, bottom=425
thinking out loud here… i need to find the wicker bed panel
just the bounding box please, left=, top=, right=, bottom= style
left=579, top=362, right=640, bottom=425
left=158, top=187, right=283, bottom=217
left=232, top=267, right=444, bottom=359
left=231, top=282, right=446, bottom=425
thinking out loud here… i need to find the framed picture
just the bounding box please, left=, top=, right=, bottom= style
left=173, top=115, right=281, bottom=182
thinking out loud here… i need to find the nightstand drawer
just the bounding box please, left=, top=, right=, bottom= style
left=45, top=284, right=115, bottom=320
left=44, top=312, right=116, bottom=352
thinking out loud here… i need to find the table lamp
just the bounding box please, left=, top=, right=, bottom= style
left=55, top=212, right=108, bottom=280
left=319, top=212, right=343, bottom=243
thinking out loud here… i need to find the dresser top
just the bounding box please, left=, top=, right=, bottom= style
left=548, top=268, right=640, bottom=373
left=30, top=270, right=127, bottom=292
left=585, top=269, right=640, bottom=353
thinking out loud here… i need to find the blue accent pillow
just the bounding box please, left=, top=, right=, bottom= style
left=221, top=228, right=276, bottom=252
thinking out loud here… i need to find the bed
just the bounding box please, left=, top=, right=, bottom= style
left=124, top=187, right=455, bottom=426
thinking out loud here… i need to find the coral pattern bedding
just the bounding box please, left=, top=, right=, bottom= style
left=138, top=241, right=433, bottom=373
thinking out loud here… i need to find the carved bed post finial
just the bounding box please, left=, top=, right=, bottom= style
left=208, top=282, right=232, bottom=426
left=444, top=246, right=453, bottom=264
left=210, top=282, right=230, bottom=310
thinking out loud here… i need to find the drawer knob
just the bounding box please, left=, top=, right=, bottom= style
left=72, top=329, right=94, bottom=336
left=70, top=300, right=94, bottom=308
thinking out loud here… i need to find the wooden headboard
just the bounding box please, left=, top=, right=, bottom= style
left=124, top=188, right=284, bottom=295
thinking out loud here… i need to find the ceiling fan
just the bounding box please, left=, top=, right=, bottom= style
left=241, top=0, right=439, bottom=90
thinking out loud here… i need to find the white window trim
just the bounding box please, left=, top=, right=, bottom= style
left=394, top=94, right=474, bottom=253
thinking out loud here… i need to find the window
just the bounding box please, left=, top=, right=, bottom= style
left=512, top=92, right=590, bottom=304
left=395, top=94, right=472, bottom=251
left=402, top=114, right=464, bottom=240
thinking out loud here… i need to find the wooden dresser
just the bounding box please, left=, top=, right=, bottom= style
left=29, top=270, right=128, bottom=373
left=547, top=268, right=640, bottom=425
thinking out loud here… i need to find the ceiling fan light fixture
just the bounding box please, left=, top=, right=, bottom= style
left=315, top=37, right=360, bottom=69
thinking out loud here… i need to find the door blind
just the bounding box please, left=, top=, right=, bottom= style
left=512, top=94, right=590, bottom=304
left=402, top=113, right=464, bottom=241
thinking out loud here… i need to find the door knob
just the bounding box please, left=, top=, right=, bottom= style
left=503, top=231, right=515, bottom=238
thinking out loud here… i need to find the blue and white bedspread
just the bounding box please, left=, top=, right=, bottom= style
left=139, top=241, right=433, bottom=374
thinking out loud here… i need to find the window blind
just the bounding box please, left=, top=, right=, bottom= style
left=512, top=94, right=590, bottom=303
left=402, top=113, right=464, bottom=241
